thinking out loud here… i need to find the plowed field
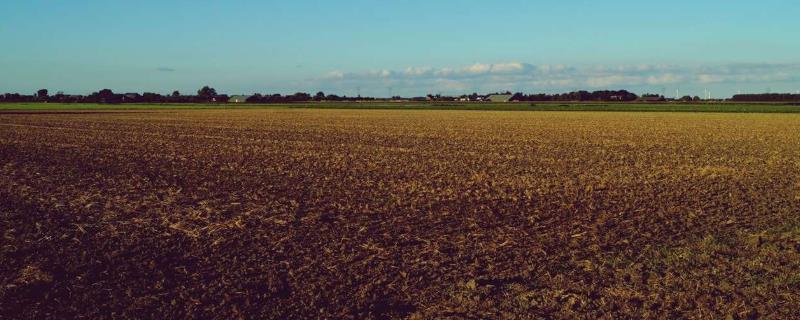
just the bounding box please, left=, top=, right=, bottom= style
left=2, top=109, right=799, bottom=318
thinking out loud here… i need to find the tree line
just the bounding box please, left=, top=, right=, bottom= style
left=431, top=90, right=667, bottom=102
left=0, top=87, right=322, bottom=104
left=2, top=86, right=799, bottom=103
left=0, top=86, right=414, bottom=104
left=509, top=90, right=641, bottom=102
left=730, top=93, right=800, bottom=102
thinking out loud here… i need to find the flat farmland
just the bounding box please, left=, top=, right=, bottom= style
left=1, top=109, right=799, bottom=319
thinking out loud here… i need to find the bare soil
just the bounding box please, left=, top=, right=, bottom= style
left=1, top=109, right=799, bottom=319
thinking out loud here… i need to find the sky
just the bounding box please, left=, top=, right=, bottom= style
left=1, top=0, right=799, bottom=98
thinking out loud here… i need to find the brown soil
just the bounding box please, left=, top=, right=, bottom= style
left=1, top=109, right=799, bottom=319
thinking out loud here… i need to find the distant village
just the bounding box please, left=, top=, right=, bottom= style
left=1, top=86, right=799, bottom=104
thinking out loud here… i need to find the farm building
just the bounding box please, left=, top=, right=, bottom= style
left=229, top=95, right=250, bottom=103
left=487, top=94, right=513, bottom=102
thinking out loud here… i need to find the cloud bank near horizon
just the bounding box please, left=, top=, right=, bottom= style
left=309, top=62, right=800, bottom=97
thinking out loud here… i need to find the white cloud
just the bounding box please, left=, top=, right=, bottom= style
left=531, top=78, right=576, bottom=87
left=537, top=64, right=569, bottom=74
left=434, top=79, right=469, bottom=91
left=323, top=71, right=345, bottom=79
left=697, top=74, right=725, bottom=84
left=491, top=62, right=533, bottom=73
left=697, top=71, right=793, bottom=84
left=311, top=62, right=800, bottom=96
left=646, top=73, right=683, bottom=85
left=403, top=67, right=433, bottom=77
left=587, top=75, right=642, bottom=87
left=465, top=63, right=491, bottom=74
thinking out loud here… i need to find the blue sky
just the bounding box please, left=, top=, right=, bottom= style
left=1, top=0, right=799, bottom=97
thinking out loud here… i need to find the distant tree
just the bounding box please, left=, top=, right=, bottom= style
left=215, top=94, right=230, bottom=103
left=97, top=89, right=114, bottom=101
left=142, top=92, right=163, bottom=103
left=94, top=89, right=121, bottom=104
left=246, top=93, right=263, bottom=103
left=314, top=91, right=326, bottom=101
left=265, top=94, right=283, bottom=103
left=197, top=86, right=217, bottom=101
left=36, top=89, right=49, bottom=99
left=287, top=92, right=312, bottom=102
left=172, top=90, right=180, bottom=97
left=52, top=91, right=65, bottom=102
left=731, top=93, right=800, bottom=102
